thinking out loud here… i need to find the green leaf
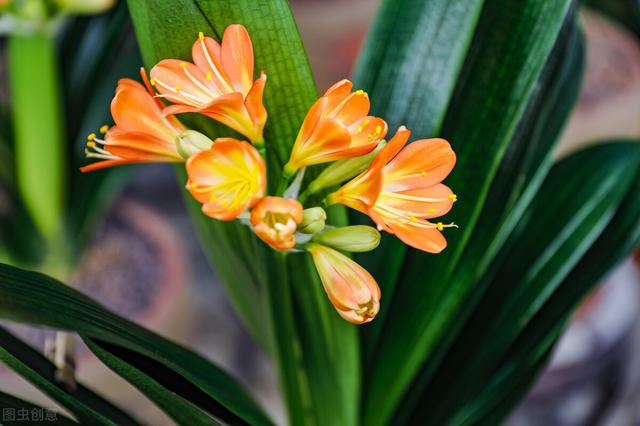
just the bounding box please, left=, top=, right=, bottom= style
left=0, top=327, right=128, bottom=425
left=8, top=33, right=65, bottom=240
left=362, top=1, right=574, bottom=422
left=354, top=0, right=486, bottom=357
left=0, top=264, right=272, bottom=426
left=84, top=338, right=220, bottom=426
left=410, top=142, right=640, bottom=424
left=388, top=12, right=585, bottom=421
left=126, top=2, right=359, bottom=425
left=0, top=390, right=78, bottom=425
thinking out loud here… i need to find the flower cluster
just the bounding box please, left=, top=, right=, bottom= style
left=82, top=25, right=457, bottom=325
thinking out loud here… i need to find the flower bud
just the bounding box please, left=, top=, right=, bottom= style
left=305, top=142, right=384, bottom=195
left=250, top=197, right=303, bottom=250
left=312, top=225, right=380, bottom=252
left=176, top=130, right=213, bottom=159
left=307, top=244, right=380, bottom=324
left=298, top=207, right=327, bottom=234
left=54, top=0, right=116, bottom=14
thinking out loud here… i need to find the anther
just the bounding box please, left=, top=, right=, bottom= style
left=87, top=141, right=96, bottom=148
left=198, top=31, right=204, bottom=40
left=179, top=62, right=187, bottom=68
left=355, top=90, right=365, bottom=95
left=87, top=133, right=96, bottom=141
left=421, top=171, right=428, bottom=176
left=205, top=71, right=212, bottom=81
left=429, top=208, right=436, bottom=213
left=175, top=86, right=181, bottom=91
left=449, top=194, right=458, bottom=201
left=437, top=222, right=444, bottom=231
left=409, top=215, right=417, bottom=222
left=99, top=125, right=109, bottom=134
left=375, top=125, right=382, bottom=134
left=150, top=78, right=156, bottom=86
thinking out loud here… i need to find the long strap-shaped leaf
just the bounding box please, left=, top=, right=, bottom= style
left=126, top=2, right=359, bottom=425
left=0, top=326, right=136, bottom=425
left=411, top=142, right=640, bottom=424
left=84, top=338, right=220, bottom=426
left=354, top=0, right=486, bottom=357
left=389, top=12, right=585, bottom=421
left=0, top=266, right=272, bottom=425
left=361, top=1, right=573, bottom=423
left=0, top=389, right=78, bottom=425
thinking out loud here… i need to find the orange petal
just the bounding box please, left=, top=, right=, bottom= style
left=371, top=126, right=411, bottom=170
left=105, top=129, right=182, bottom=161
left=388, top=222, right=448, bottom=253
left=150, top=59, right=213, bottom=106
left=244, top=72, right=267, bottom=133
left=110, top=79, right=181, bottom=142
left=191, top=34, right=234, bottom=94
left=324, top=79, right=353, bottom=111
left=220, top=24, right=254, bottom=96
left=377, top=184, right=455, bottom=219
left=332, top=91, right=370, bottom=126
left=294, top=119, right=352, bottom=166
left=186, top=138, right=266, bottom=221
left=384, top=138, right=456, bottom=190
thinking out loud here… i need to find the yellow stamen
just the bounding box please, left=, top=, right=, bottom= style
left=429, top=208, right=436, bottom=213
left=150, top=78, right=157, bottom=86
left=375, top=125, right=382, bottom=134
left=421, top=171, right=428, bottom=176
left=355, top=90, right=365, bottom=95
left=87, top=133, right=96, bottom=141
left=206, top=71, right=212, bottom=81
left=198, top=31, right=204, bottom=40
left=409, top=215, right=417, bottom=222
left=179, top=62, right=187, bottom=68
left=175, top=86, right=181, bottom=91
left=437, top=222, right=444, bottom=231
left=449, top=193, right=458, bottom=201
left=87, top=141, right=96, bottom=148
left=99, top=125, right=109, bottom=134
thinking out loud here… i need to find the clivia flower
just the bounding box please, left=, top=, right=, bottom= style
left=81, top=73, right=185, bottom=172
left=186, top=138, right=266, bottom=221
left=250, top=196, right=303, bottom=250
left=329, top=126, right=457, bottom=253
left=284, top=80, right=387, bottom=176
left=307, top=244, right=380, bottom=324
left=150, top=25, right=267, bottom=144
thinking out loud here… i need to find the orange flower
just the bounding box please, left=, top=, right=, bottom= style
left=330, top=126, right=457, bottom=253
left=284, top=80, right=387, bottom=174
left=308, top=244, right=380, bottom=324
left=150, top=25, right=267, bottom=143
left=250, top=196, right=303, bottom=250
left=81, top=72, right=184, bottom=172
left=186, top=138, right=266, bottom=220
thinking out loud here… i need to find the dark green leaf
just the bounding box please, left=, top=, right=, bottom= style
left=0, top=390, right=78, bottom=425
left=362, top=1, right=574, bottom=422
left=84, top=338, right=220, bottom=426
left=0, top=327, right=126, bottom=425
left=0, top=264, right=272, bottom=426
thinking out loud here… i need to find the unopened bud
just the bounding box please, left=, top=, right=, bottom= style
left=176, top=130, right=213, bottom=159
left=312, top=225, right=380, bottom=252
left=298, top=207, right=326, bottom=234
left=306, top=142, right=384, bottom=195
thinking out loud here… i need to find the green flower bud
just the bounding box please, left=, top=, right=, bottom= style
left=298, top=207, right=326, bottom=234
left=176, top=130, right=213, bottom=159
left=305, top=142, right=384, bottom=195
left=312, top=225, right=380, bottom=252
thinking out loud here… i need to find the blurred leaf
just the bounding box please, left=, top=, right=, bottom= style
left=8, top=34, right=65, bottom=240
left=84, top=338, right=220, bottom=426
left=361, top=1, right=574, bottom=423
left=0, top=264, right=273, bottom=426
left=0, top=390, right=78, bottom=425
left=583, top=0, right=640, bottom=35
left=127, top=2, right=358, bottom=425
left=413, top=142, right=640, bottom=424
left=0, top=327, right=132, bottom=425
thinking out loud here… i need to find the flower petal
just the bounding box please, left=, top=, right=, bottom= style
left=388, top=222, right=448, bottom=253
left=377, top=184, right=455, bottom=219
left=150, top=59, right=213, bottom=106
left=384, top=138, right=456, bottom=190
left=110, top=78, right=181, bottom=142
left=220, top=24, right=254, bottom=96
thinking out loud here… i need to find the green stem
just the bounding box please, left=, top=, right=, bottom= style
left=264, top=250, right=314, bottom=425
left=8, top=32, right=65, bottom=241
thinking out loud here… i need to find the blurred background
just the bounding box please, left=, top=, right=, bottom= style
left=0, top=0, right=639, bottom=425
